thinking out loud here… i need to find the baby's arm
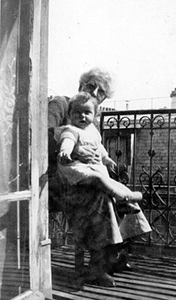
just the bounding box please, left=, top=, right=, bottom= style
left=58, top=138, right=75, bottom=164
left=57, top=126, right=78, bottom=164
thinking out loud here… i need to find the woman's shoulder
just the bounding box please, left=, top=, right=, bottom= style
left=48, top=96, right=70, bottom=128
left=49, top=95, right=69, bottom=106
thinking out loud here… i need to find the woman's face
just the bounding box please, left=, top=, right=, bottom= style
left=70, top=100, right=95, bottom=129
left=80, top=81, right=107, bottom=104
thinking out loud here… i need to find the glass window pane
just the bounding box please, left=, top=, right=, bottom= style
left=0, top=200, right=30, bottom=299
left=0, top=0, right=30, bottom=195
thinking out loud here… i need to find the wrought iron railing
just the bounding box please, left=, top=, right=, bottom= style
left=100, top=109, right=176, bottom=251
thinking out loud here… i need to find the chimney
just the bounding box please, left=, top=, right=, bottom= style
left=126, top=101, right=129, bottom=110
left=170, top=88, right=176, bottom=108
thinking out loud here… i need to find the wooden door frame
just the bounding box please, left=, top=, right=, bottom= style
left=0, top=0, right=51, bottom=298
left=11, top=0, right=51, bottom=299
left=29, top=0, right=52, bottom=298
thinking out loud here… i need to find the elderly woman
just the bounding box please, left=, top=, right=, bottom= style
left=48, top=68, right=151, bottom=287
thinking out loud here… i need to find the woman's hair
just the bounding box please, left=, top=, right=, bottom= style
left=68, top=92, right=98, bottom=116
left=78, top=67, right=115, bottom=99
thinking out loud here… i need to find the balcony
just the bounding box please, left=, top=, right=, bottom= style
left=51, top=245, right=176, bottom=300
left=50, top=108, right=176, bottom=299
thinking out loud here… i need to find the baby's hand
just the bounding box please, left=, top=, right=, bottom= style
left=108, top=159, right=117, bottom=171
left=58, top=151, right=72, bottom=165
left=103, top=157, right=117, bottom=172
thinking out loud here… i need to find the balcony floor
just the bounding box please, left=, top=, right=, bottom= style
left=51, top=246, right=176, bottom=300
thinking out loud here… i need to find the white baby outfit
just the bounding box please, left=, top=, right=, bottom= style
left=55, top=123, right=110, bottom=185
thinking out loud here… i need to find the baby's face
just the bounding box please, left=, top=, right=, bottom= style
left=70, top=100, right=95, bottom=129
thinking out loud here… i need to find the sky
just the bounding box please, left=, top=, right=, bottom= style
left=48, top=0, right=176, bottom=110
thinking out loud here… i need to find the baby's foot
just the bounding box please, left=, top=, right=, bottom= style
left=128, top=191, right=143, bottom=203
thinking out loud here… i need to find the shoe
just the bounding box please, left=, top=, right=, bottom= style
left=85, top=271, right=116, bottom=287
left=118, top=202, right=140, bottom=216
left=112, top=258, right=137, bottom=273
left=129, top=191, right=143, bottom=203
left=86, top=249, right=116, bottom=287
left=108, top=251, right=132, bottom=274
left=122, top=262, right=133, bottom=271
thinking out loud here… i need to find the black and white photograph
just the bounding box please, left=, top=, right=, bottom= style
left=0, top=1, right=176, bottom=299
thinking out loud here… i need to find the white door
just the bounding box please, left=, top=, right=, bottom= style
left=0, top=0, right=52, bottom=299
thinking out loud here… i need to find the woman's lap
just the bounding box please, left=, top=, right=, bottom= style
left=63, top=185, right=123, bottom=251
left=49, top=173, right=151, bottom=251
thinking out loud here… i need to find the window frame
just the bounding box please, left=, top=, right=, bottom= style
left=0, top=0, right=51, bottom=299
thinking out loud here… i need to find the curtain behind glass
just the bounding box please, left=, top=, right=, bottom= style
left=0, top=1, right=19, bottom=194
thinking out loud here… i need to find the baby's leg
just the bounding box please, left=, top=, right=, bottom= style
left=87, top=172, right=142, bottom=203
left=108, top=178, right=142, bottom=202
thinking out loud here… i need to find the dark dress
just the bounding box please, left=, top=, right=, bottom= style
left=48, top=96, right=151, bottom=252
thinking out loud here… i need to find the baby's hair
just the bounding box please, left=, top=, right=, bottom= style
left=68, top=92, right=98, bottom=116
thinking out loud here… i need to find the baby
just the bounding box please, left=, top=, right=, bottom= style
left=56, top=92, right=142, bottom=214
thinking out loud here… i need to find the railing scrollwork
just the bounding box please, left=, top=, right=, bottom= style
left=139, top=166, right=164, bottom=208
left=106, top=116, right=131, bottom=129
left=101, top=108, right=176, bottom=250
